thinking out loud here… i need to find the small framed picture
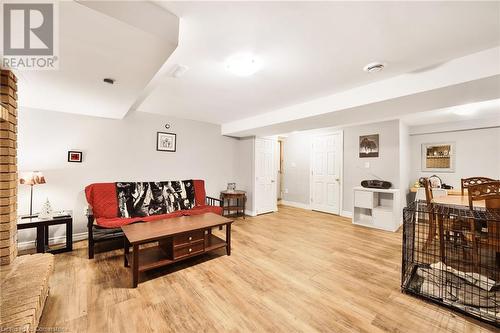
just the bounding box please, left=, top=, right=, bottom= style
left=157, top=132, right=176, bottom=152
left=68, top=151, right=83, bottom=163
left=359, top=134, right=379, bottom=158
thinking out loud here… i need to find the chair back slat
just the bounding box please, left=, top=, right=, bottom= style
left=467, top=181, right=500, bottom=210
left=422, top=178, right=433, bottom=205
left=461, top=177, right=495, bottom=195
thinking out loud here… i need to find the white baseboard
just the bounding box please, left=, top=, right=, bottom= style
left=245, top=209, right=257, bottom=217
left=279, top=200, right=312, bottom=210
left=17, top=232, right=87, bottom=251
left=341, top=210, right=353, bottom=218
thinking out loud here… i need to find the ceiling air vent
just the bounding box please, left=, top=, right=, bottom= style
left=363, top=62, right=385, bottom=73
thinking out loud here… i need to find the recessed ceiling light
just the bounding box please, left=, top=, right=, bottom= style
left=363, top=62, right=385, bottom=73
left=225, top=53, right=261, bottom=76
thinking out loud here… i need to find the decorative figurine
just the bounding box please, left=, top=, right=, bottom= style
left=38, top=198, right=53, bottom=219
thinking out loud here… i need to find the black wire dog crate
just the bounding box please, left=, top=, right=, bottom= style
left=402, top=201, right=500, bottom=327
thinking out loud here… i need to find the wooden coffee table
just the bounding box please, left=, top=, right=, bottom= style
left=122, top=213, right=233, bottom=288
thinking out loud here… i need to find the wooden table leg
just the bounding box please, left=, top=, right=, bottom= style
left=124, top=238, right=130, bottom=267
left=36, top=225, right=45, bottom=253
left=423, top=214, right=436, bottom=250
left=243, top=195, right=246, bottom=219
left=132, top=244, right=139, bottom=288
left=226, top=223, right=231, bottom=256
left=66, top=219, right=73, bottom=252
left=44, top=225, right=49, bottom=247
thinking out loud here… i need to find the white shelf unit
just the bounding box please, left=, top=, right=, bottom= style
left=352, top=186, right=401, bottom=232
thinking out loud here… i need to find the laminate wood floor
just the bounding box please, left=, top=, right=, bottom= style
left=38, top=206, right=496, bottom=332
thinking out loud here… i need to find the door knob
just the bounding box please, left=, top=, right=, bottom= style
left=271, top=180, right=276, bottom=183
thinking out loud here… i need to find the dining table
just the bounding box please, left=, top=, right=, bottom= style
left=428, top=194, right=486, bottom=263
left=432, top=194, right=485, bottom=208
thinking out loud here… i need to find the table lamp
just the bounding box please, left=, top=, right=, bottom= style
left=19, top=171, right=46, bottom=216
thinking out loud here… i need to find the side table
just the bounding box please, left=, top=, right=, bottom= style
left=17, top=213, right=73, bottom=254
left=220, top=190, right=246, bottom=219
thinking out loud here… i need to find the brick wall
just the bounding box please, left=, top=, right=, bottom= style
left=0, top=70, right=18, bottom=265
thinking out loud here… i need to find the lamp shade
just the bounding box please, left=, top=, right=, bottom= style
left=19, top=171, right=46, bottom=185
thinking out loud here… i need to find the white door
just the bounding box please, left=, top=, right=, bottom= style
left=255, top=138, right=277, bottom=215
left=311, top=132, right=342, bottom=214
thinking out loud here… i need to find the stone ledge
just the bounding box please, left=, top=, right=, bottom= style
left=0, top=253, right=54, bottom=332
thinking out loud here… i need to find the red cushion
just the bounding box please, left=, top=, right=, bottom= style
left=96, top=211, right=185, bottom=228
left=193, top=179, right=206, bottom=206
left=95, top=206, right=222, bottom=228
left=88, top=180, right=218, bottom=227
left=85, top=183, right=118, bottom=218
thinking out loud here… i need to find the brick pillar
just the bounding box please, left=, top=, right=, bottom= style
left=0, top=69, right=18, bottom=265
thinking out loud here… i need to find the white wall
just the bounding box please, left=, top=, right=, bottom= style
left=342, top=120, right=401, bottom=213
left=409, top=126, right=500, bottom=188
left=282, top=119, right=402, bottom=214
left=282, top=133, right=312, bottom=205
left=232, top=136, right=256, bottom=215
left=399, top=122, right=411, bottom=207
left=17, top=108, right=239, bottom=244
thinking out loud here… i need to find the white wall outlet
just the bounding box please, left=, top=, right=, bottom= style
left=284, top=188, right=289, bottom=194
left=364, top=162, right=370, bottom=169
left=291, top=162, right=296, bottom=168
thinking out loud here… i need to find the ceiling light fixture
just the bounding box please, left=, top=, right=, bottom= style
left=453, top=108, right=477, bottom=116
left=225, top=53, right=261, bottom=76
left=363, top=62, right=385, bottom=73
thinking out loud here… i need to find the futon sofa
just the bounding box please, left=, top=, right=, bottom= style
left=85, top=179, right=222, bottom=259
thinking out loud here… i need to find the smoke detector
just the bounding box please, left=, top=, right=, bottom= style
left=171, top=64, right=189, bottom=78
left=363, top=62, right=385, bottom=73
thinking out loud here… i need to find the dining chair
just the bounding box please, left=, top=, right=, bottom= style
left=461, top=177, right=495, bottom=195
left=423, top=178, right=470, bottom=263
left=422, top=178, right=437, bottom=250
left=467, top=181, right=500, bottom=269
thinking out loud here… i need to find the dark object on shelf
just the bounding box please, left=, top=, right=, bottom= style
left=441, top=183, right=454, bottom=190
left=401, top=201, right=500, bottom=327
left=220, top=190, right=246, bottom=219
left=17, top=213, right=73, bottom=254
left=361, top=180, right=391, bottom=189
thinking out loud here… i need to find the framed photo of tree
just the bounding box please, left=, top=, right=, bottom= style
left=359, top=134, right=379, bottom=158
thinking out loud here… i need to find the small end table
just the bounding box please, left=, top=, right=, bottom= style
left=220, top=190, right=246, bottom=219
left=17, top=212, right=73, bottom=254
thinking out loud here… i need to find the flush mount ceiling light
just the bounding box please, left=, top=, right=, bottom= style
left=453, top=107, right=477, bottom=116
left=363, top=62, right=385, bottom=73
left=225, top=53, right=261, bottom=76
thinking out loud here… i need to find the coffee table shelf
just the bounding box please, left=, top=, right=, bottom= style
left=122, top=213, right=233, bottom=287
left=205, top=235, right=226, bottom=251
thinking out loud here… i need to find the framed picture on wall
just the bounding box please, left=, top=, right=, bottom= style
left=421, top=142, right=455, bottom=172
left=68, top=151, right=83, bottom=163
left=359, top=134, right=379, bottom=158
left=157, top=132, right=176, bottom=152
